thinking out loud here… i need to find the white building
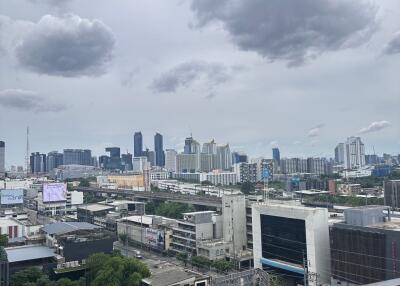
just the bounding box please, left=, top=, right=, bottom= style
left=164, top=149, right=177, bottom=172
left=132, top=156, right=148, bottom=173
left=344, top=137, right=365, bottom=169
left=216, top=144, right=232, bottom=170
left=252, top=203, right=331, bottom=285
left=205, top=171, right=237, bottom=185
left=150, top=169, right=169, bottom=181
left=176, top=153, right=200, bottom=173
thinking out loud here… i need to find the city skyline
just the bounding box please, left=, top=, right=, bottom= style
left=1, top=129, right=398, bottom=169
left=1, top=0, right=399, bottom=166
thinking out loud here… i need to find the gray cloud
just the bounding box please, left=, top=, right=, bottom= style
left=15, top=14, right=115, bottom=77
left=0, top=89, right=67, bottom=112
left=384, top=31, right=400, bottom=55
left=359, top=120, right=391, bottom=134
left=191, top=0, right=377, bottom=66
left=151, top=61, right=232, bottom=93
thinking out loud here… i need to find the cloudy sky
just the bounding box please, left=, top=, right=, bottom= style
left=0, top=0, right=399, bottom=167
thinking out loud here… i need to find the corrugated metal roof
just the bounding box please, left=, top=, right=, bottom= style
left=5, top=245, right=55, bottom=263
left=42, top=222, right=100, bottom=235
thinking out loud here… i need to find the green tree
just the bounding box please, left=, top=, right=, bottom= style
left=155, top=202, right=194, bottom=219
left=191, top=256, right=212, bottom=268
left=240, top=181, right=255, bottom=195
left=11, top=267, right=46, bottom=286
left=212, top=259, right=234, bottom=273
left=0, top=234, right=8, bottom=247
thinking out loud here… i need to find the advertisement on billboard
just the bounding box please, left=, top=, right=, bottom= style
left=43, top=183, right=67, bottom=202
left=0, top=189, right=24, bottom=205
left=145, top=228, right=164, bottom=249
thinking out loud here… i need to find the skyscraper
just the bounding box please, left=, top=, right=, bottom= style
left=0, top=141, right=5, bottom=177
left=134, top=132, right=143, bottom=157
left=334, top=143, right=345, bottom=164
left=202, top=140, right=217, bottom=154
left=165, top=149, right=177, bottom=172
left=154, top=133, right=165, bottom=167
left=184, top=136, right=200, bottom=154
left=216, top=144, right=232, bottom=170
left=344, top=137, right=365, bottom=169
left=105, top=147, right=122, bottom=170
left=47, top=151, right=63, bottom=171
left=30, top=152, right=46, bottom=174
left=272, top=148, right=280, bottom=165
left=63, top=149, right=92, bottom=166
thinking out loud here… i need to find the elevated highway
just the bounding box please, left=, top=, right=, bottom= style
left=74, top=186, right=222, bottom=208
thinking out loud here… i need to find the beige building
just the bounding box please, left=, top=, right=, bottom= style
left=107, top=175, right=145, bottom=189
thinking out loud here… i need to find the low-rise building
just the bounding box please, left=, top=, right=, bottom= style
left=42, top=221, right=114, bottom=264
left=117, top=215, right=176, bottom=251
left=171, top=211, right=221, bottom=255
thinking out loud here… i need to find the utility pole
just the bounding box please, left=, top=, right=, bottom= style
left=303, top=250, right=308, bottom=286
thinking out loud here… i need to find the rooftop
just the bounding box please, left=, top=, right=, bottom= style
left=5, top=245, right=55, bottom=263
left=78, top=203, right=115, bottom=212
left=183, top=211, right=215, bottom=215
left=142, top=263, right=207, bottom=286
left=43, top=222, right=101, bottom=235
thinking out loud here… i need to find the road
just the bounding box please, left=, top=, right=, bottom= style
left=113, top=241, right=222, bottom=278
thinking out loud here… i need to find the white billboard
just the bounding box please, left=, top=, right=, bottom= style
left=43, top=183, right=67, bottom=202
left=1, top=189, right=24, bottom=205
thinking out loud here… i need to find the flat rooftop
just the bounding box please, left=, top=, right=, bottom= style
left=78, top=203, right=114, bottom=212
left=5, top=245, right=55, bottom=263
left=183, top=211, right=215, bottom=215
left=43, top=222, right=101, bottom=235
left=142, top=262, right=207, bottom=286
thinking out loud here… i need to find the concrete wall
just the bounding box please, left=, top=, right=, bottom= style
left=222, top=194, right=247, bottom=254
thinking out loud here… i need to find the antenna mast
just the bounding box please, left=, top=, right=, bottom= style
left=25, top=126, right=30, bottom=176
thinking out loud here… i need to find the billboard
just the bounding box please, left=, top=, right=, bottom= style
left=43, top=183, right=67, bottom=202
left=145, top=228, right=164, bottom=249
left=1, top=189, right=24, bottom=205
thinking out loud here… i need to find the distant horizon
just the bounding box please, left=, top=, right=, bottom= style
left=1, top=131, right=397, bottom=168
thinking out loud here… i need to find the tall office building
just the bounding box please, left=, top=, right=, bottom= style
left=105, top=147, right=122, bottom=170
left=272, top=148, right=280, bottom=165
left=63, top=149, right=92, bottom=166
left=184, top=136, right=200, bottom=154
left=47, top=151, right=63, bottom=171
left=307, top=157, right=329, bottom=175
left=176, top=153, right=200, bottom=173
left=165, top=149, right=177, bottom=172
left=232, top=152, right=248, bottom=164
left=334, top=143, right=345, bottom=164
left=0, top=141, right=5, bottom=177
left=216, top=144, right=232, bottom=170
left=134, top=132, right=143, bottom=157
left=344, top=137, right=365, bottom=169
left=202, top=140, right=217, bottom=154
left=121, top=153, right=133, bottom=171
left=154, top=132, right=165, bottom=167
left=30, top=152, right=47, bottom=174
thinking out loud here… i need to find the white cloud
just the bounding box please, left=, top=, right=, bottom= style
left=359, top=120, right=391, bottom=134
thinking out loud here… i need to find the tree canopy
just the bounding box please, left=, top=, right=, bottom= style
left=11, top=252, right=149, bottom=286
